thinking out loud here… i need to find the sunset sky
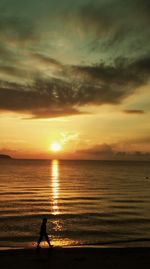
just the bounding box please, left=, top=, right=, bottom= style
left=0, top=0, right=150, bottom=160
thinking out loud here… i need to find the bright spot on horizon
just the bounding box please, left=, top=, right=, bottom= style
left=50, top=142, right=61, bottom=152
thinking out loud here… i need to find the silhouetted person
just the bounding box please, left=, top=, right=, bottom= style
left=37, top=218, right=52, bottom=248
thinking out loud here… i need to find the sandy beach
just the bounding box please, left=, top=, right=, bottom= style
left=0, top=247, right=150, bottom=269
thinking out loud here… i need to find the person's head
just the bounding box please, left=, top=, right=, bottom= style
left=43, top=217, right=47, bottom=224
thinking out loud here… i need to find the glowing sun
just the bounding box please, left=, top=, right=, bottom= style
left=50, top=142, right=61, bottom=152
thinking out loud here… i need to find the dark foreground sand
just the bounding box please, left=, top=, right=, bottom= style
left=0, top=247, right=150, bottom=269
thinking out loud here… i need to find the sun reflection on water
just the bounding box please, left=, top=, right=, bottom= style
left=51, top=159, right=59, bottom=215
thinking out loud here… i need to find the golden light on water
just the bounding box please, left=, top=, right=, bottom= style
left=51, top=159, right=60, bottom=215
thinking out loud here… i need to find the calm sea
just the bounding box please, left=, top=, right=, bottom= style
left=0, top=159, right=150, bottom=249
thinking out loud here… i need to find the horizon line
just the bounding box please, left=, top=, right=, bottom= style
left=1, top=158, right=150, bottom=162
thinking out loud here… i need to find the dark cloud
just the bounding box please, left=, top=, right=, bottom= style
left=0, top=65, right=29, bottom=78
left=30, top=53, right=63, bottom=70
left=0, top=80, right=83, bottom=118
left=78, top=144, right=114, bottom=156
left=76, top=143, right=150, bottom=160
left=0, top=54, right=150, bottom=118
left=0, top=0, right=149, bottom=119
left=73, top=55, right=150, bottom=83
left=123, top=110, right=145, bottom=114
left=128, top=136, right=150, bottom=144
left=65, top=56, right=150, bottom=106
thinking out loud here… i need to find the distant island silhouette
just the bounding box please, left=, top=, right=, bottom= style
left=0, top=154, right=12, bottom=159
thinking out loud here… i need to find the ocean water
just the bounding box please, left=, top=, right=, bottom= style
left=0, top=159, right=150, bottom=249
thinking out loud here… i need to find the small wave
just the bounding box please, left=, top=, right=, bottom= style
left=0, top=213, right=150, bottom=226
left=60, top=197, right=103, bottom=201
left=75, top=238, right=150, bottom=247
left=113, top=199, right=146, bottom=204
left=111, top=205, right=139, bottom=209
left=0, top=212, right=115, bottom=221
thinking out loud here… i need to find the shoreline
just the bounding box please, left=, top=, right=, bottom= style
left=1, top=237, right=150, bottom=251
left=1, top=247, right=150, bottom=269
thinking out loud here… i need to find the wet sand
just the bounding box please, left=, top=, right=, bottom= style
left=0, top=247, right=150, bottom=269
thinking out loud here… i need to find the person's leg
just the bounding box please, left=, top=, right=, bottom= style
left=45, top=234, right=52, bottom=247
left=37, top=235, right=43, bottom=247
